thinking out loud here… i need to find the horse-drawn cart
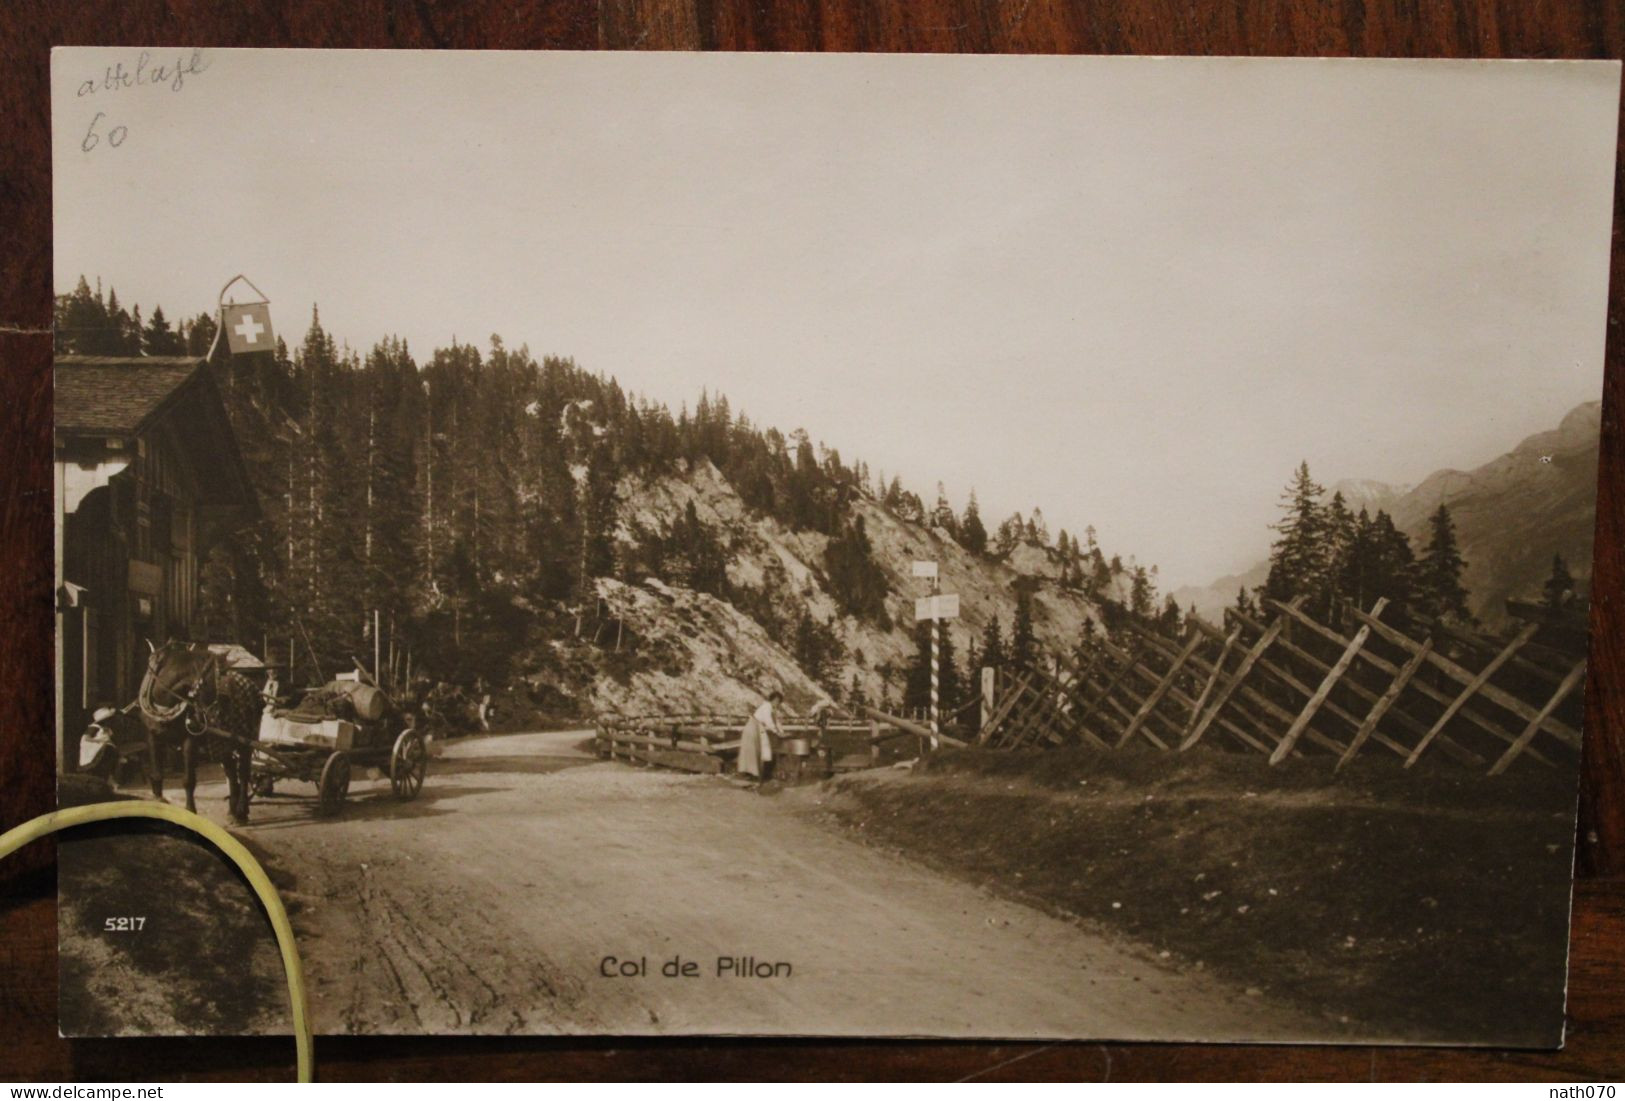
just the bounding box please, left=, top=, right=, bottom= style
left=252, top=673, right=428, bottom=816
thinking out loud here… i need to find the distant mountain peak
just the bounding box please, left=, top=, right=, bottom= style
left=1327, top=478, right=1409, bottom=514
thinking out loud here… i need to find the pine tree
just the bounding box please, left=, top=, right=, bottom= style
left=675, top=499, right=729, bottom=596
left=57, top=276, right=117, bottom=354
left=1262, top=461, right=1326, bottom=604
left=846, top=672, right=867, bottom=713
left=883, top=476, right=905, bottom=511
left=1130, top=565, right=1155, bottom=617
left=981, top=615, right=1007, bottom=669
left=903, top=620, right=932, bottom=711
left=186, top=311, right=219, bottom=357
left=792, top=610, right=846, bottom=694
left=1026, top=507, right=1050, bottom=547
left=960, top=490, right=988, bottom=555
left=1087, top=546, right=1111, bottom=598
left=823, top=515, right=891, bottom=626
left=931, top=482, right=959, bottom=537
left=142, top=304, right=184, bottom=356
left=1157, top=593, right=1182, bottom=637
left=1318, top=490, right=1356, bottom=615
left=1416, top=503, right=1471, bottom=625
left=1011, top=591, right=1037, bottom=670
left=1369, top=509, right=1417, bottom=616
left=582, top=460, right=621, bottom=581
left=993, top=513, right=1024, bottom=557
left=1338, top=507, right=1376, bottom=610
left=1073, top=617, right=1100, bottom=666
left=901, top=619, right=960, bottom=719
left=106, top=290, right=137, bottom=354
left=964, top=636, right=984, bottom=734
left=1543, top=553, right=1576, bottom=612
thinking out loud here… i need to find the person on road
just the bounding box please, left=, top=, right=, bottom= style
left=738, top=690, right=783, bottom=782
left=809, top=698, right=835, bottom=741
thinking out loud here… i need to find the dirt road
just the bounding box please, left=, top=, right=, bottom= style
left=195, top=730, right=1301, bottom=1039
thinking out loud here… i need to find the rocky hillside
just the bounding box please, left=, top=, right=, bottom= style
left=553, top=459, right=1108, bottom=717
left=1173, top=402, right=1601, bottom=626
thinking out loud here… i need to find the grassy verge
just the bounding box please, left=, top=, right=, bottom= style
left=57, top=818, right=289, bottom=1036
left=818, top=746, right=1577, bottom=1046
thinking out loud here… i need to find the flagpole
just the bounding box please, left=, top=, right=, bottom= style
left=203, top=285, right=231, bottom=364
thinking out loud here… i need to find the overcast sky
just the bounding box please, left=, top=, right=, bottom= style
left=53, top=50, right=1619, bottom=588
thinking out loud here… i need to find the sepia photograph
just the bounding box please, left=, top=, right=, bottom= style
left=49, top=48, right=1619, bottom=1046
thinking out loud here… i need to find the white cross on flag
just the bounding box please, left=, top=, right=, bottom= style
left=224, top=302, right=274, bottom=354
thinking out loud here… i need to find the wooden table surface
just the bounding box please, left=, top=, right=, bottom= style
left=2, top=0, right=1622, bottom=1081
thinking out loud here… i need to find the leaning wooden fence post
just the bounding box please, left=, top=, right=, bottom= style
left=1405, top=621, right=1540, bottom=768
left=1182, top=626, right=1240, bottom=740
left=1077, top=643, right=1146, bottom=743
left=1337, top=636, right=1432, bottom=771
left=980, top=670, right=1035, bottom=748
left=1180, top=596, right=1302, bottom=752
left=1118, top=627, right=1203, bottom=749
left=1489, top=658, right=1587, bottom=776
left=1038, top=649, right=1116, bottom=751
left=1269, top=597, right=1388, bottom=764
left=1344, top=603, right=1581, bottom=752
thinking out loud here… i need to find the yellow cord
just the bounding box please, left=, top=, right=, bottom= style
left=0, top=800, right=313, bottom=1082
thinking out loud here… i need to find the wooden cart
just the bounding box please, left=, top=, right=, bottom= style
left=251, top=679, right=428, bottom=816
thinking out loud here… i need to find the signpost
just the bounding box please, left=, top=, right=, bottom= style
left=913, top=593, right=960, bottom=622
left=911, top=560, right=959, bottom=743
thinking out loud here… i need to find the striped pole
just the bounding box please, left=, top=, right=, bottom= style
left=911, top=558, right=944, bottom=751
left=930, top=617, right=940, bottom=737
left=929, top=570, right=941, bottom=745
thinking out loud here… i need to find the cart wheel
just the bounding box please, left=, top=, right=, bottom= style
left=390, top=730, right=427, bottom=800
left=253, top=773, right=276, bottom=798
left=317, top=752, right=351, bottom=817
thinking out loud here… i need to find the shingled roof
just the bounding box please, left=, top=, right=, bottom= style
left=54, top=354, right=258, bottom=517
left=54, top=355, right=207, bottom=434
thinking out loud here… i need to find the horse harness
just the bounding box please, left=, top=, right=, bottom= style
left=138, top=645, right=256, bottom=744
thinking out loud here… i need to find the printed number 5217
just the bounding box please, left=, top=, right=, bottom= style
left=104, top=916, right=146, bottom=932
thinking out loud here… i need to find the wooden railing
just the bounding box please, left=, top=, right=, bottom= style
left=594, top=713, right=882, bottom=774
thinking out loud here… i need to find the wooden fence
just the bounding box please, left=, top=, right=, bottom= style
left=976, top=598, right=1588, bottom=776
left=595, top=713, right=887, bottom=775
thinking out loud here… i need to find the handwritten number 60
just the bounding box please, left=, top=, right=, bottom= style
left=82, top=112, right=127, bottom=153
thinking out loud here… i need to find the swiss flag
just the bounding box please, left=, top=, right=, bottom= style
left=224, top=302, right=274, bottom=354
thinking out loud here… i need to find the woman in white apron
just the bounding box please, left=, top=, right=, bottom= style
left=737, top=691, right=783, bottom=781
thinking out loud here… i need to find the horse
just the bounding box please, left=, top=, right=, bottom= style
left=136, top=640, right=264, bottom=824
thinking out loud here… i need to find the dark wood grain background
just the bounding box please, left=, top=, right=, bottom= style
left=2, top=0, right=1622, bottom=1081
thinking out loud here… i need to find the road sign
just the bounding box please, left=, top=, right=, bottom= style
left=914, top=593, right=960, bottom=622
left=911, top=560, right=938, bottom=580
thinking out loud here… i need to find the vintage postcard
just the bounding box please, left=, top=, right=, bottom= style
left=51, top=49, right=1618, bottom=1045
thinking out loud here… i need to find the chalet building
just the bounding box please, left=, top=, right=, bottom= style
left=54, top=355, right=257, bottom=769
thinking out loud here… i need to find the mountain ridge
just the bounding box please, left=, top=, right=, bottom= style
left=1172, top=402, right=1601, bottom=627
